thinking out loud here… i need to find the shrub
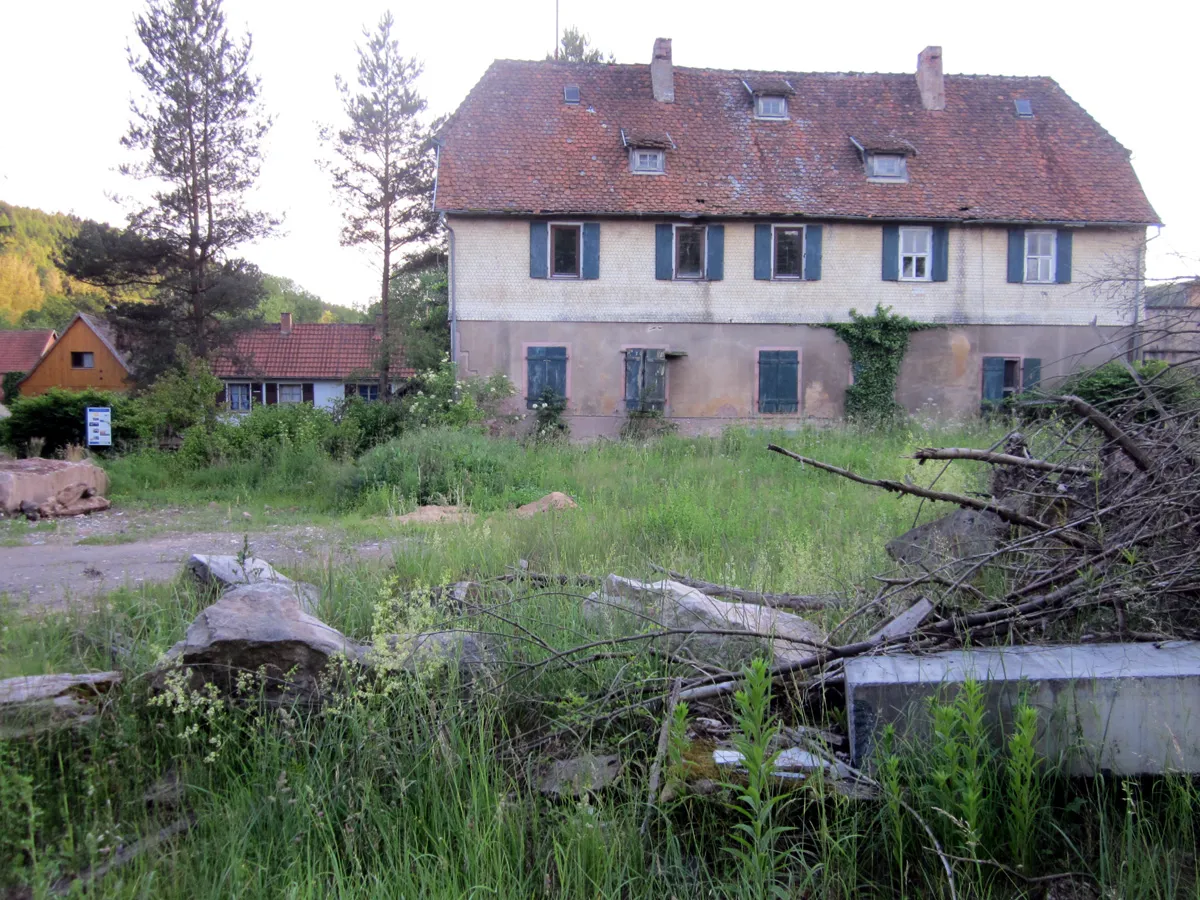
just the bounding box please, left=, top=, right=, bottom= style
left=1, top=371, right=23, bottom=404
left=353, top=427, right=527, bottom=507
left=530, top=386, right=568, bottom=442
left=1061, top=359, right=1200, bottom=416
left=0, top=388, right=153, bottom=456
left=141, top=351, right=224, bottom=440
left=176, top=402, right=360, bottom=469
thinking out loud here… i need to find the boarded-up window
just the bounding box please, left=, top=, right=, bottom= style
left=526, top=346, right=567, bottom=408
left=758, top=351, right=799, bottom=414
left=624, top=348, right=667, bottom=411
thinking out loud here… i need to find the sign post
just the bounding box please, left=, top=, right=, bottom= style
left=85, top=407, right=112, bottom=447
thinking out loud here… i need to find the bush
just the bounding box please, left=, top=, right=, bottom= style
left=1061, top=359, right=1200, bottom=418
left=176, top=402, right=360, bottom=469
left=0, top=388, right=153, bottom=456
left=353, top=427, right=528, bottom=507
left=141, top=351, right=224, bottom=440
left=1, top=371, right=23, bottom=404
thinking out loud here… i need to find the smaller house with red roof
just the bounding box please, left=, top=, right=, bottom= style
left=0, top=329, right=57, bottom=382
left=211, top=313, right=414, bottom=411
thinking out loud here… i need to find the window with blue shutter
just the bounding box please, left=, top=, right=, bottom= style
left=804, top=225, right=822, bottom=280
left=982, top=356, right=1021, bottom=406
left=582, top=222, right=600, bottom=279
left=758, top=350, right=799, bottom=413
left=527, top=346, right=567, bottom=408
left=754, top=224, right=772, bottom=280
left=1006, top=229, right=1025, bottom=283
left=1022, top=358, right=1041, bottom=393
left=931, top=226, right=949, bottom=282
left=624, top=348, right=667, bottom=411
left=530, top=222, right=549, bottom=278
left=655, top=224, right=674, bottom=280
left=1055, top=231, right=1072, bottom=283
left=706, top=225, right=724, bottom=281
left=881, top=226, right=900, bottom=281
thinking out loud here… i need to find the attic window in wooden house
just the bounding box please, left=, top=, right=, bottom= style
left=1014, top=99, right=1034, bottom=118
left=630, top=148, right=665, bottom=174
left=755, top=95, right=788, bottom=119
left=71, top=351, right=94, bottom=369
left=868, top=153, right=907, bottom=181
left=564, top=84, right=581, bottom=104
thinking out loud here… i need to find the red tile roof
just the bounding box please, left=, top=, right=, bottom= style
left=435, top=60, right=1158, bottom=225
left=0, top=329, right=56, bottom=374
left=211, top=323, right=414, bottom=380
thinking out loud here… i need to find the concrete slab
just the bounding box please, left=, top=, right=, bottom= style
left=845, top=642, right=1200, bottom=775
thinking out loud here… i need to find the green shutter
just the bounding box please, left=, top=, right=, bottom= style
left=1022, top=358, right=1041, bottom=393
left=931, top=225, right=949, bottom=282
left=754, top=224, right=772, bottom=280
left=758, top=351, right=798, bottom=414
left=624, top=349, right=643, bottom=411
left=1055, top=231, right=1072, bottom=284
left=706, top=225, right=724, bottom=281
left=982, top=357, right=1006, bottom=403
left=527, top=346, right=567, bottom=407
left=530, top=222, right=548, bottom=278
left=644, top=349, right=667, bottom=411
left=1007, top=228, right=1024, bottom=283
left=655, top=224, right=673, bottom=280
left=582, top=222, right=600, bottom=279
left=881, top=226, right=899, bottom=281
left=804, top=225, right=822, bottom=281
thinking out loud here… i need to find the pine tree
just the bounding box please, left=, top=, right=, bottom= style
left=547, top=26, right=615, bottom=63
left=83, top=0, right=275, bottom=382
left=321, top=12, right=440, bottom=395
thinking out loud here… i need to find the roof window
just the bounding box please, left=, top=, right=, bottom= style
left=755, top=95, right=788, bottom=119
left=1014, top=98, right=1033, bottom=118
left=868, top=153, right=907, bottom=181
left=564, top=84, right=580, bottom=104
left=630, top=148, right=665, bottom=174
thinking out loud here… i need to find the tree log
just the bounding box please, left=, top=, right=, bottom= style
left=910, top=447, right=1093, bottom=477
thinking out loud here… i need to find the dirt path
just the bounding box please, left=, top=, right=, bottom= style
left=0, top=508, right=406, bottom=610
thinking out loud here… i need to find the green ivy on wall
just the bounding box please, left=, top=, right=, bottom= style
left=826, top=305, right=937, bottom=424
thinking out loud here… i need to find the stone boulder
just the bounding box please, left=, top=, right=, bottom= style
left=34, top=482, right=112, bottom=519
left=393, top=505, right=475, bottom=525
left=586, top=575, right=826, bottom=667
left=366, top=630, right=492, bottom=679
left=0, top=671, right=122, bottom=739
left=0, top=459, right=109, bottom=516
left=161, top=582, right=367, bottom=701
left=885, top=508, right=1006, bottom=573
left=514, top=492, right=579, bottom=517
left=187, top=553, right=319, bottom=613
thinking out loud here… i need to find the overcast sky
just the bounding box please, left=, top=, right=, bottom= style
left=2, top=0, right=1196, bottom=309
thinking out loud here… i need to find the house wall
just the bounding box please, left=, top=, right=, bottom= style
left=20, top=319, right=130, bottom=396
left=449, top=217, right=1144, bottom=327
left=449, top=216, right=1144, bottom=435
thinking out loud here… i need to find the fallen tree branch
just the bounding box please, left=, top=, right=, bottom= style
left=910, top=447, right=1093, bottom=477
left=1057, top=394, right=1153, bottom=471
left=51, top=815, right=195, bottom=896
left=641, top=677, right=682, bottom=835
left=648, top=565, right=834, bottom=610
left=766, top=444, right=1091, bottom=548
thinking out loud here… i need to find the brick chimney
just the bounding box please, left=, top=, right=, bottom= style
left=280, top=312, right=292, bottom=335
left=917, top=46, right=945, bottom=111
left=651, top=38, right=674, bottom=103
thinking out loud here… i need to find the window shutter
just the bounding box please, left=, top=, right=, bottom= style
left=931, top=226, right=949, bottom=282
left=345, top=384, right=355, bottom=398
left=582, top=223, right=600, bottom=279
left=706, top=225, right=724, bottom=281
left=754, top=224, right=772, bottom=280
left=265, top=383, right=278, bottom=405
left=1022, top=358, right=1041, bottom=393
left=804, top=225, right=822, bottom=281
left=758, top=351, right=798, bottom=414
left=881, top=226, right=899, bottom=281
left=251, top=383, right=263, bottom=406
left=644, top=349, right=667, bottom=411
left=982, top=357, right=1006, bottom=402
left=528, top=346, right=567, bottom=407
left=1007, top=229, right=1025, bottom=283
left=655, top=224, right=673, bottom=280
left=1055, top=231, right=1072, bottom=283
left=624, top=349, right=643, bottom=411
left=529, top=222, right=548, bottom=278
left=216, top=384, right=227, bottom=406
left=302, top=383, right=315, bottom=404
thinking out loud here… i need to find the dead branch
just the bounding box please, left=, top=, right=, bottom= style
left=910, top=447, right=1093, bottom=477
left=1057, top=395, right=1153, bottom=471
left=50, top=815, right=195, bottom=896
left=641, top=677, right=682, bottom=835
left=648, top=565, right=834, bottom=610
left=766, top=444, right=1092, bottom=548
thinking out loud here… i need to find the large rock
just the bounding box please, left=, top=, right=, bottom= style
left=885, top=508, right=1006, bottom=572
left=586, top=575, right=825, bottom=667
left=187, top=553, right=319, bottom=612
left=514, top=492, right=578, bottom=518
left=366, top=630, right=492, bottom=679
left=0, top=671, right=122, bottom=739
left=35, top=483, right=112, bottom=519
left=161, top=583, right=367, bottom=702
left=0, top=459, right=109, bottom=515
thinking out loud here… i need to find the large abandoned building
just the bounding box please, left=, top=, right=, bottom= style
left=433, top=40, right=1158, bottom=436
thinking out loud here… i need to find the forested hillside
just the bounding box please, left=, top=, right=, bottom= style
left=0, top=201, right=362, bottom=331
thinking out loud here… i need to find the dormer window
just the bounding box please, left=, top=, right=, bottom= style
left=630, top=148, right=665, bottom=174
left=868, top=153, right=907, bottom=181
left=755, top=95, right=788, bottom=119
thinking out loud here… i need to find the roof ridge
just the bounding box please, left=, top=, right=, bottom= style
left=490, top=58, right=1057, bottom=81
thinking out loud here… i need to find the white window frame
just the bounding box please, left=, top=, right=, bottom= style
left=672, top=224, right=707, bottom=280
left=771, top=224, right=806, bottom=280
left=755, top=95, right=788, bottom=119
left=899, top=226, right=933, bottom=282
left=1024, top=230, right=1056, bottom=284
left=630, top=148, right=665, bottom=174
left=548, top=222, right=583, bottom=279
left=277, top=383, right=303, bottom=404
left=354, top=383, right=380, bottom=402
left=228, top=382, right=251, bottom=412
left=868, top=153, right=907, bottom=181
